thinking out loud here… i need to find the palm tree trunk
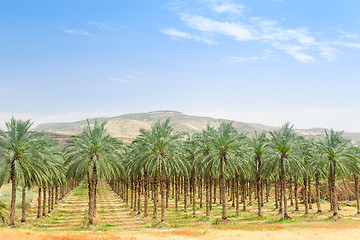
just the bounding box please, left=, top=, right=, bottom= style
left=355, top=175, right=360, bottom=215
left=294, top=181, right=299, bottom=211
left=133, top=177, right=137, bottom=212
left=42, top=187, right=47, bottom=216
left=304, top=177, right=308, bottom=214
left=209, top=178, right=213, bottom=210
left=175, top=175, right=179, bottom=213
left=206, top=173, right=210, bottom=217
left=275, top=180, right=279, bottom=209
left=315, top=173, right=322, bottom=213
left=220, top=158, right=227, bottom=220
left=21, top=186, right=27, bottom=222
left=88, top=164, right=98, bottom=225
left=51, top=186, right=54, bottom=210
left=160, top=172, right=166, bottom=222
left=308, top=176, right=312, bottom=209
left=9, top=163, right=16, bottom=226
left=332, top=163, right=338, bottom=216
left=37, top=187, right=42, bottom=219
left=166, top=177, right=170, bottom=209
left=235, top=174, right=240, bottom=215
left=199, top=178, right=203, bottom=209
left=213, top=178, right=217, bottom=204
left=48, top=188, right=51, bottom=213
left=137, top=175, right=141, bottom=215
left=192, top=173, right=196, bottom=216
left=242, top=180, right=246, bottom=211
left=280, top=156, right=290, bottom=219
left=55, top=186, right=58, bottom=205
left=184, top=177, right=188, bottom=213
left=289, top=177, right=293, bottom=206
left=153, top=173, right=158, bottom=219
left=144, top=173, right=148, bottom=217
left=131, top=178, right=134, bottom=209
left=257, top=175, right=261, bottom=216
left=266, top=180, right=270, bottom=203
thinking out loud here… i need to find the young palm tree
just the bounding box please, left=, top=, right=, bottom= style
left=0, top=117, right=47, bottom=226
left=65, top=119, right=123, bottom=225
left=269, top=122, right=301, bottom=219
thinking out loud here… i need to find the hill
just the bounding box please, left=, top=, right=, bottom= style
left=33, top=110, right=360, bottom=145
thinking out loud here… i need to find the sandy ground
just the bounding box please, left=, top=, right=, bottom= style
left=1, top=221, right=360, bottom=240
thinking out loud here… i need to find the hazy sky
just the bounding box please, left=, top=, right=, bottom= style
left=1, top=0, right=360, bottom=131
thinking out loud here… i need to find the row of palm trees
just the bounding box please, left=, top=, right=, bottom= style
left=1, top=117, right=359, bottom=226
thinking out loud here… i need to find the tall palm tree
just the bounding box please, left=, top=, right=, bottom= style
left=249, top=131, right=268, bottom=216
left=269, top=122, right=301, bottom=219
left=129, top=119, right=187, bottom=222
left=206, top=122, right=246, bottom=221
left=0, top=117, right=47, bottom=226
left=65, top=119, right=123, bottom=225
left=314, top=129, right=357, bottom=217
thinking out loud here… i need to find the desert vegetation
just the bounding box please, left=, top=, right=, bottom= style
left=1, top=116, right=360, bottom=234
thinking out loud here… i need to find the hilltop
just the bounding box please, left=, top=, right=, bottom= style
left=33, top=110, right=360, bottom=145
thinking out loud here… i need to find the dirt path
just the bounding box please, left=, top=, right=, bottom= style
left=29, top=180, right=144, bottom=232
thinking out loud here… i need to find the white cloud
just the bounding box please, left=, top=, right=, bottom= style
left=223, top=50, right=277, bottom=63
left=64, top=29, right=94, bottom=37
left=88, top=21, right=117, bottom=31
left=180, top=14, right=255, bottom=41
left=213, top=2, right=244, bottom=16
left=108, top=77, right=129, bottom=83
left=163, top=1, right=360, bottom=63
left=162, top=28, right=217, bottom=45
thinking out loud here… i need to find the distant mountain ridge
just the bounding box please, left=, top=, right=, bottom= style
left=33, top=111, right=360, bottom=145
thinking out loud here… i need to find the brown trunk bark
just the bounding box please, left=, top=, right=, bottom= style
left=294, top=181, right=299, bottom=211
left=175, top=175, right=179, bottom=213
left=242, top=180, right=246, bottom=211
left=213, top=178, right=217, bottom=204
left=144, top=173, right=149, bottom=217
left=280, top=155, right=290, bottom=219
left=21, top=186, right=27, bottom=222
left=160, top=172, right=166, bottom=222
left=206, top=173, right=210, bottom=217
left=315, top=173, right=322, bottom=213
left=257, top=175, right=262, bottom=216
left=184, top=177, right=188, bottom=213
left=235, top=174, right=240, bottom=215
left=166, top=177, right=170, bottom=209
left=275, top=180, right=279, bottom=209
left=332, top=163, right=338, bottom=216
left=37, top=187, right=42, bottom=219
left=308, top=176, right=312, bottom=209
left=289, top=177, right=293, bottom=206
left=199, top=178, right=203, bottom=209
left=209, top=178, right=213, bottom=210
left=220, top=158, right=227, bottom=220
left=153, top=174, right=158, bottom=219
left=133, top=177, right=137, bottom=212
left=48, top=188, right=51, bottom=213
left=55, top=186, right=58, bottom=205
left=88, top=163, right=98, bottom=225
left=266, top=180, right=270, bottom=203
left=42, top=187, right=46, bottom=216
left=9, top=162, right=16, bottom=226
left=137, top=175, right=141, bottom=215
left=304, top=177, right=309, bottom=214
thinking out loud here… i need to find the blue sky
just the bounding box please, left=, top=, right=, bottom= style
left=1, top=0, right=360, bottom=131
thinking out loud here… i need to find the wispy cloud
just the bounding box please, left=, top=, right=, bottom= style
left=108, top=77, right=129, bottom=83
left=162, top=0, right=360, bottom=63
left=88, top=21, right=118, bottom=31
left=213, top=2, right=245, bottom=16
left=64, top=29, right=94, bottom=37
left=162, top=28, right=216, bottom=45
left=223, top=50, right=277, bottom=63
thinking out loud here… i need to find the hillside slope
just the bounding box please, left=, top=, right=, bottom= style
left=33, top=110, right=360, bottom=145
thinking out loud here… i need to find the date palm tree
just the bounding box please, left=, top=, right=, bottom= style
left=269, top=122, right=301, bottom=219
left=206, top=122, right=247, bottom=221
left=0, top=117, right=47, bottom=226
left=129, top=119, right=187, bottom=222
left=314, top=129, right=357, bottom=217
left=65, top=119, right=123, bottom=225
